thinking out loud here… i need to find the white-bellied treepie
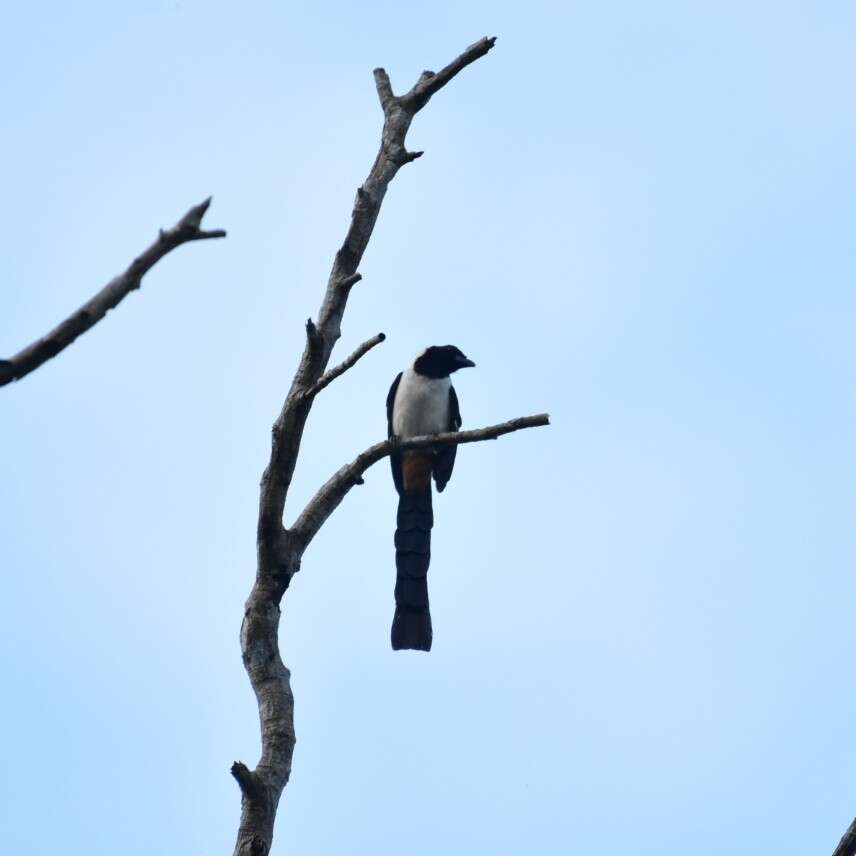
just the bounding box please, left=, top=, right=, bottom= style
left=386, top=345, right=475, bottom=651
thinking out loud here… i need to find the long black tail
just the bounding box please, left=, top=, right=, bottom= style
left=391, top=489, right=433, bottom=651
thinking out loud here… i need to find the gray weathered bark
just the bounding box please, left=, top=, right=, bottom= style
left=232, top=37, right=547, bottom=856
left=0, top=198, right=225, bottom=387
left=291, top=414, right=550, bottom=549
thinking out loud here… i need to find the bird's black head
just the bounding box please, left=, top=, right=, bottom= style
left=413, top=345, right=475, bottom=378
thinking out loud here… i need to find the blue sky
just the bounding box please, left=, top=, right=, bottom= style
left=2, top=2, right=855, bottom=853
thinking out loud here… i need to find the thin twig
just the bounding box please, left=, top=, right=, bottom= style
left=303, top=333, right=386, bottom=400
left=0, top=198, right=225, bottom=387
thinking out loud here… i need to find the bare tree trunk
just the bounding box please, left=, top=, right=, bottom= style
left=231, top=37, right=548, bottom=856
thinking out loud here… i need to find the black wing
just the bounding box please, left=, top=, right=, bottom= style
left=433, top=384, right=461, bottom=493
left=387, top=372, right=403, bottom=494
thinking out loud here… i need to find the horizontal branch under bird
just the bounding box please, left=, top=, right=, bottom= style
left=290, top=413, right=550, bottom=550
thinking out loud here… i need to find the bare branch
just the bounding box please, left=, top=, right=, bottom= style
left=373, top=68, right=394, bottom=110
left=0, top=198, right=226, bottom=388
left=256, top=35, right=496, bottom=556
left=404, top=36, right=497, bottom=108
left=230, top=762, right=259, bottom=798
left=337, top=272, right=363, bottom=289
left=238, top=37, right=497, bottom=856
left=291, top=413, right=550, bottom=549
left=834, top=818, right=856, bottom=856
left=303, top=333, right=386, bottom=400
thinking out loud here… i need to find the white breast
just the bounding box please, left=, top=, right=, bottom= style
left=392, top=368, right=451, bottom=438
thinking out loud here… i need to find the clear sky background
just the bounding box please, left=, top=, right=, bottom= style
left=2, top=2, right=855, bottom=854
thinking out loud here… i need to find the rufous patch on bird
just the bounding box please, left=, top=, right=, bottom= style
left=401, top=452, right=433, bottom=493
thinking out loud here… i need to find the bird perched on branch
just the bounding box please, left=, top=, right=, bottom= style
left=386, top=345, right=475, bottom=651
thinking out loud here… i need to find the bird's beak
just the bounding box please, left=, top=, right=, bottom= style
left=459, top=357, right=476, bottom=368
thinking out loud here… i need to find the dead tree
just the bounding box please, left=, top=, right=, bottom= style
left=0, top=199, right=225, bottom=387
left=230, top=37, right=548, bottom=856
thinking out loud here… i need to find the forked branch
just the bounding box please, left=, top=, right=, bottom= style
left=291, top=413, right=550, bottom=549
left=256, top=35, right=499, bottom=541
left=0, top=198, right=225, bottom=387
left=234, top=37, right=502, bottom=856
left=302, top=332, right=386, bottom=400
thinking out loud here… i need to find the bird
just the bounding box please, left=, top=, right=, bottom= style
left=386, top=345, right=475, bottom=651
